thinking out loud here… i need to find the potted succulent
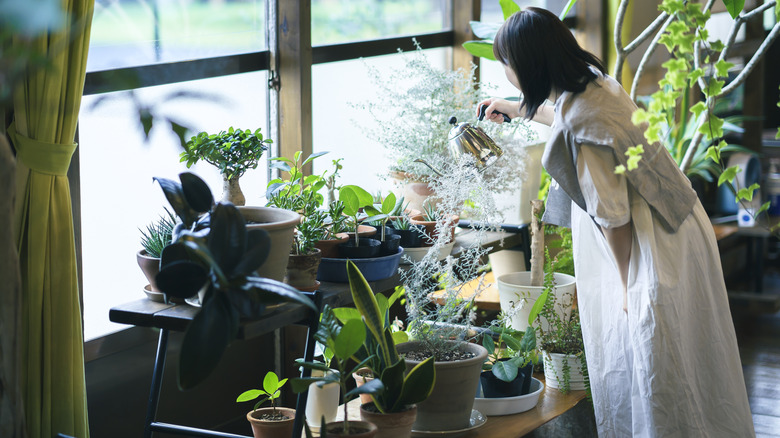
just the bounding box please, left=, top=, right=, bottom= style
left=292, top=304, right=383, bottom=437
left=180, top=127, right=271, bottom=206
left=388, top=215, right=425, bottom=249
left=286, top=191, right=327, bottom=291
left=137, top=208, right=176, bottom=297
left=314, top=200, right=350, bottom=258
left=343, top=261, right=436, bottom=438
left=237, top=371, right=295, bottom=438
left=409, top=200, right=459, bottom=248
left=152, top=172, right=316, bottom=390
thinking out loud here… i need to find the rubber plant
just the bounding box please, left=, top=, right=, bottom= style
left=153, top=172, right=316, bottom=390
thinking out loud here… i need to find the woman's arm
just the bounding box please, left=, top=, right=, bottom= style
left=602, top=222, right=632, bottom=313
left=476, top=98, right=555, bottom=126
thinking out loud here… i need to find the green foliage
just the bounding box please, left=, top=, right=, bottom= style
left=292, top=305, right=385, bottom=434
left=339, top=184, right=375, bottom=246
left=364, top=192, right=398, bottom=241
left=481, top=326, right=537, bottom=383
left=544, top=226, right=574, bottom=277
left=266, top=151, right=329, bottom=211
left=180, top=127, right=271, bottom=180
left=236, top=371, right=288, bottom=414
left=139, top=208, right=176, bottom=258
left=295, top=196, right=328, bottom=255
left=153, top=172, right=315, bottom=390
left=421, top=200, right=442, bottom=222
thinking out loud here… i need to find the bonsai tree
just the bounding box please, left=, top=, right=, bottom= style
left=236, top=371, right=288, bottom=418
left=180, top=127, right=271, bottom=205
left=153, top=172, right=316, bottom=390
left=292, top=304, right=384, bottom=435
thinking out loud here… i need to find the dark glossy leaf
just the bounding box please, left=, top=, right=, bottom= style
left=377, top=359, right=405, bottom=412
left=178, top=292, right=239, bottom=390
left=154, top=177, right=199, bottom=226
left=722, top=0, right=744, bottom=19
left=155, top=260, right=208, bottom=299
left=234, top=229, right=271, bottom=276
left=520, top=328, right=536, bottom=351
left=223, top=287, right=265, bottom=318
left=140, top=108, right=153, bottom=139
left=396, top=356, right=435, bottom=409
left=492, top=360, right=518, bottom=382
left=243, top=277, right=317, bottom=311
left=180, top=172, right=214, bottom=213
left=208, top=203, right=247, bottom=276
left=159, top=242, right=191, bottom=269
left=345, top=378, right=384, bottom=400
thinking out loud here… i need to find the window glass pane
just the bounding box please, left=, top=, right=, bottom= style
left=312, top=0, right=447, bottom=45
left=79, top=72, right=269, bottom=340
left=311, top=48, right=449, bottom=195
left=89, top=0, right=266, bottom=71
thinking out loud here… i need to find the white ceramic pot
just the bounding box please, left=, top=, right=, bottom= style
left=496, top=271, right=576, bottom=332
left=542, top=351, right=586, bottom=392
left=305, top=369, right=340, bottom=430
left=237, top=206, right=300, bottom=282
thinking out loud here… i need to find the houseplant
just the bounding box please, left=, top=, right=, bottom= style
left=479, top=326, right=537, bottom=398
left=153, top=172, right=316, bottom=390
left=364, top=192, right=402, bottom=256
left=292, top=304, right=383, bottom=437
left=343, top=261, right=436, bottom=438
left=315, top=200, right=350, bottom=258
left=302, top=342, right=340, bottom=431
left=286, top=191, right=327, bottom=291
left=180, top=127, right=271, bottom=205
left=237, top=371, right=296, bottom=438
left=409, top=200, right=459, bottom=248
left=338, top=184, right=380, bottom=258
left=137, top=208, right=176, bottom=295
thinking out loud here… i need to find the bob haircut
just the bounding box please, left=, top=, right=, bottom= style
left=493, top=7, right=605, bottom=120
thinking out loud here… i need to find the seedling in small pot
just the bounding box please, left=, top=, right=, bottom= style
left=237, top=371, right=288, bottom=417
left=338, top=185, right=375, bottom=247
left=364, top=192, right=398, bottom=242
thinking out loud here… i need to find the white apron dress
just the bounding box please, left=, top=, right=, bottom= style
left=569, top=143, right=755, bottom=437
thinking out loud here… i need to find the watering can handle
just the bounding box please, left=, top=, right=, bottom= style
left=478, top=104, right=511, bottom=123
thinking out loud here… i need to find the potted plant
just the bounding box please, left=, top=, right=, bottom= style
left=315, top=200, right=350, bottom=258
left=409, top=200, right=460, bottom=248
left=388, top=215, right=424, bottom=249
left=338, top=184, right=380, bottom=258
left=302, top=343, right=340, bottom=431
left=292, top=304, right=383, bottom=437
left=364, top=192, right=402, bottom=257
left=237, top=371, right=296, bottom=438
left=152, top=172, right=316, bottom=390
left=137, top=208, right=176, bottom=297
left=286, top=191, right=327, bottom=291
left=180, top=127, right=271, bottom=206
left=478, top=326, right=537, bottom=399
left=344, top=261, right=436, bottom=438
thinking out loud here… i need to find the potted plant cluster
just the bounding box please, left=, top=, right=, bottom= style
left=237, top=371, right=296, bottom=438
left=152, top=172, right=316, bottom=390
left=292, top=304, right=383, bottom=437
left=137, top=208, right=176, bottom=299
left=180, top=126, right=272, bottom=206
left=301, top=342, right=340, bottom=431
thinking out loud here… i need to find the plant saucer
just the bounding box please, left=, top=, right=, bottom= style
left=411, top=409, right=486, bottom=437
left=472, top=377, right=544, bottom=416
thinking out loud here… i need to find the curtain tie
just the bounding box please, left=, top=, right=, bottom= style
left=7, top=122, right=77, bottom=176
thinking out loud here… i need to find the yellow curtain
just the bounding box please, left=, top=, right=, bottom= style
left=9, top=0, right=94, bottom=436
left=607, top=0, right=634, bottom=90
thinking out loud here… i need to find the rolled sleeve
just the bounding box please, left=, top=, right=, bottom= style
left=576, top=142, right=630, bottom=229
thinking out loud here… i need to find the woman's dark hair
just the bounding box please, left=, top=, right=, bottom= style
left=493, top=7, right=605, bottom=120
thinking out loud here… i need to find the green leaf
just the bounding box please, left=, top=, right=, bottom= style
left=396, top=357, right=435, bottom=408
left=703, top=78, right=725, bottom=98
left=689, top=101, right=707, bottom=119
left=718, top=165, right=741, bottom=187
left=559, top=0, right=577, bottom=20
left=614, top=164, right=627, bottom=174
left=722, top=0, right=745, bottom=19
left=339, top=186, right=360, bottom=216
left=689, top=68, right=705, bottom=85
left=528, top=289, right=549, bottom=327
left=381, top=192, right=397, bottom=215
left=758, top=201, right=771, bottom=215
left=332, top=307, right=362, bottom=325
left=492, top=360, right=519, bottom=382
left=705, top=146, right=720, bottom=164
left=715, top=60, right=735, bottom=78
left=470, top=21, right=501, bottom=40
left=519, top=328, right=536, bottom=351
left=736, top=183, right=760, bottom=202
left=334, top=319, right=366, bottom=360
left=698, top=115, right=724, bottom=140
left=500, top=0, right=521, bottom=20
left=462, top=41, right=496, bottom=61
left=303, top=151, right=329, bottom=166
left=482, top=334, right=496, bottom=356
left=391, top=331, right=409, bottom=344
left=263, top=372, right=279, bottom=394
left=236, top=389, right=262, bottom=403
left=710, top=40, right=725, bottom=52
left=776, top=2, right=780, bottom=23
left=347, top=260, right=394, bottom=365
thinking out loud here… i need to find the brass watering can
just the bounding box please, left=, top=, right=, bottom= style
left=415, top=105, right=506, bottom=176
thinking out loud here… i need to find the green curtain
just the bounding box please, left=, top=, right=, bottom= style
left=607, top=0, right=634, bottom=90
left=9, top=0, right=94, bottom=437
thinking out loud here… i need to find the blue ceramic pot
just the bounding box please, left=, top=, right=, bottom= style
left=317, top=247, right=404, bottom=283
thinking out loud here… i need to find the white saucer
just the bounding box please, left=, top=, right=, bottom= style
left=411, top=409, right=486, bottom=437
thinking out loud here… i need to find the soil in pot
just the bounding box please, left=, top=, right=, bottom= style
left=339, top=238, right=381, bottom=259
left=397, top=341, right=487, bottom=432
left=480, top=361, right=534, bottom=398
left=285, top=248, right=321, bottom=292
left=315, top=233, right=349, bottom=258
left=324, top=420, right=378, bottom=438
left=360, top=403, right=416, bottom=438
left=246, top=407, right=295, bottom=438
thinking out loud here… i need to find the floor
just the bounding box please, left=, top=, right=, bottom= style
left=731, top=247, right=780, bottom=438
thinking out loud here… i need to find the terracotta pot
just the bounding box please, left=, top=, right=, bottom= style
left=246, top=407, right=295, bottom=438
left=315, top=233, right=349, bottom=258
left=237, top=206, right=300, bottom=281
left=324, top=420, right=378, bottom=438
left=285, top=248, right=322, bottom=292
left=409, top=215, right=460, bottom=248
left=389, top=171, right=438, bottom=213
left=137, top=250, right=161, bottom=292
left=359, top=403, right=416, bottom=438
left=352, top=368, right=375, bottom=405
left=222, top=174, right=246, bottom=206
left=345, top=225, right=377, bottom=240
left=396, top=341, right=487, bottom=432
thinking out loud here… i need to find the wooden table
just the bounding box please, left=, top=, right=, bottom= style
left=333, top=374, right=587, bottom=437
left=429, top=271, right=501, bottom=311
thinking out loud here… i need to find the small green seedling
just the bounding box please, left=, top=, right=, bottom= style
left=338, top=185, right=375, bottom=246
left=236, top=371, right=288, bottom=415
left=364, top=192, right=398, bottom=241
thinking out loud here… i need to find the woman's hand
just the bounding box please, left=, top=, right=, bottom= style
left=476, top=97, right=521, bottom=124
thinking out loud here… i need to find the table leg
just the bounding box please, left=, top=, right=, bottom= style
left=144, top=328, right=169, bottom=438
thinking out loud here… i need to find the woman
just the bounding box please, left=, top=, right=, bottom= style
left=479, top=7, right=754, bottom=437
